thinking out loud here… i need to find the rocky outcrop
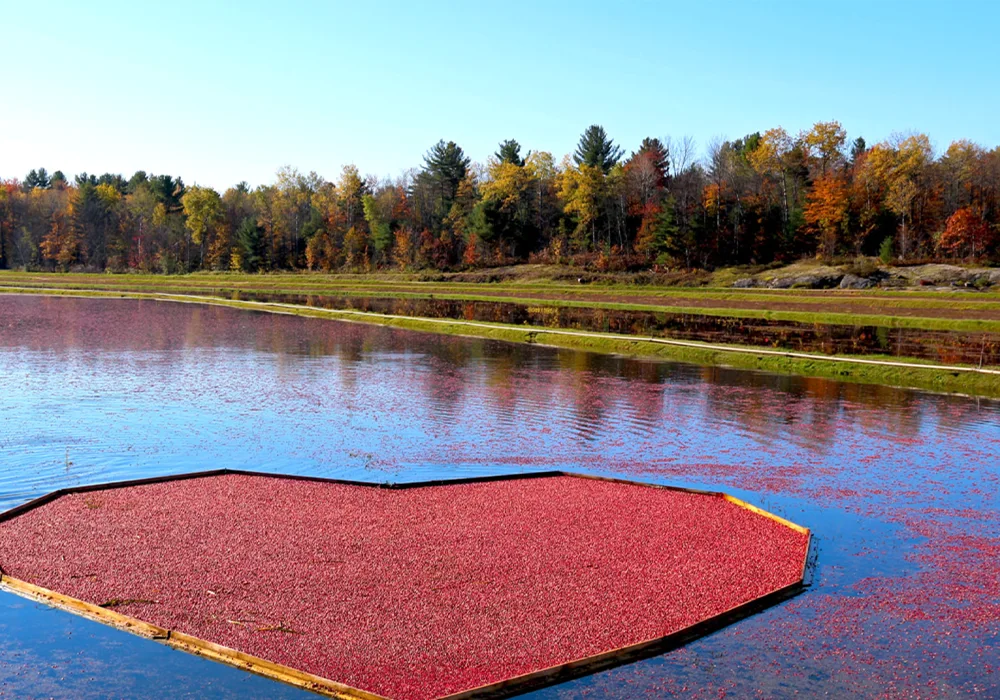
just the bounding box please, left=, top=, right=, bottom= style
left=728, top=262, right=1000, bottom=291
left=767, top=273, right=844, bottom=289
left=893, top=264, right=972, bottom=286
left=839, top=273, right=875, bottom=289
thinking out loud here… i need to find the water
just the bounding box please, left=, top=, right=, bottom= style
left=214, top=290, right=1000, bottom=366
left=1, top=294, right=998, bottom=698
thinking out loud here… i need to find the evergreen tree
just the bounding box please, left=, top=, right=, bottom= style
left=23, top=168, right=50, bottom=190
left=850, top=137, right=867, bottom=165
left=150, top=175, right=185, bottom=210
left=422, top=140, right=469, bottom=200
left=127, top=171, right=149, bottom=194
left=236, top=216, right=263, bottom=271
left=413, top=140, right=470, bottom=228
left=98, top=173, right=128, bottom=193
left=495, top=139, right=525, bottom=166
left=573, top=125, right=623, bottom=174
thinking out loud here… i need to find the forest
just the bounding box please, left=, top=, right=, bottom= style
left=2, top=122, right=999, bottom=274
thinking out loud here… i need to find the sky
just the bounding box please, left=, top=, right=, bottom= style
left=2, top=0, right=999, bottom=190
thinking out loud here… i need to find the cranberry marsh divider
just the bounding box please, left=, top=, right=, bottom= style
left=0, top=469, right=811, bottom=700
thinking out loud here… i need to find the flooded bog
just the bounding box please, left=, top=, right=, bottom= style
left=0, top=294, right=998, bottom=698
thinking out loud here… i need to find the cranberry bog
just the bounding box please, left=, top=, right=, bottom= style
left=0, top=470, right=809, bottom=699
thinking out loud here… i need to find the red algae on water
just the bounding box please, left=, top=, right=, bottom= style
left=0, top=474, right=809, bottom=700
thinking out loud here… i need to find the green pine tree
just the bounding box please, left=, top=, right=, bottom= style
left=495, top=139, right=525, bottom=166
left=573, top=125, right=624, bottom=174
left=236, top=217, right=263, bottom=272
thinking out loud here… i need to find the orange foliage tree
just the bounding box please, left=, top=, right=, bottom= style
left=938, top=207, right=995, bottom=259
left=804, top=174, right=850, bottom=257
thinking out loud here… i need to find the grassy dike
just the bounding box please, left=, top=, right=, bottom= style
left=3, top=286, right=1000, bottom=400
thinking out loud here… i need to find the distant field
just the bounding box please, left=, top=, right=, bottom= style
left=3, top=269, right=1000, bottom=331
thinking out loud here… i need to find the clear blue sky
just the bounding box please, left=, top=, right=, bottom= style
left=2, top=0, right=998, bottom=190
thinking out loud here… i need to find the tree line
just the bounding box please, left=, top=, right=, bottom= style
left=3, top=122, right=999, bottom=274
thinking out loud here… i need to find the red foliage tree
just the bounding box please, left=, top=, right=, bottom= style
left=938, top=207, right=995, bottom=259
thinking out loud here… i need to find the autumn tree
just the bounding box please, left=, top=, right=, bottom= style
left=939, top=140, right=988, bottom=214
left=181, top=186, right=223, bottom=269
left=864, top=134, right=933, bottom=258
left=362, top=181, right=411, bottom=265
left=272, top=167, right=323, bottom=268
left=477, top=154, right=541, bottom=257
left=804, top=174, right=850, bottom=256
left=624, top=138, right=669, bottom=208
left=67, top=181, right=122, bottom=270
left=0, top=180, right=17, bottom=268
left=124, top=181, right=161, bottom=270
left=558, top=158, right=606, bottom=251
left=634, top=197, right=681, bottom=265
left=437, top=175, right=480, bottom=267
left=749, top=128, right=794, bottom=229
left=523, top=151, right=561, bottom=254
left=938, top=207, right=995, bottom=259
left=40, top=208, right=80, bottom=270
left=336, top=166, right=367, bottom=231
left=704, top=137, right=747, bottom=263
left=802, top=121, right=847, bottom=177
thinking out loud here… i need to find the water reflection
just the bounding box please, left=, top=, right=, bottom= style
left=204, top=290, right=1000, bottom=366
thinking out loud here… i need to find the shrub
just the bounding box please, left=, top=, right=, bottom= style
left=879, top=237, right=893, bottom=264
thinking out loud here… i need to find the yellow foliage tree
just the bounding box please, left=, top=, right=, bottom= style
left=557, top=158, right=605, bottom=251
left=802, top=121, right=847, bottom=176
left=748, top=127, right=794, bottom=226
left=863, top=134, right=932, bottom=256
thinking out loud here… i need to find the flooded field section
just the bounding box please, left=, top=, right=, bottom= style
left=215, top=290, right=1000, bottom=366
left=0, top=294, right=998, bottom=698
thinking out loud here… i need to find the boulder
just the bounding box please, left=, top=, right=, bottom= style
left=839, top=273, right=874, bottom=289
left=732, top=278, right=758, bottom=288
